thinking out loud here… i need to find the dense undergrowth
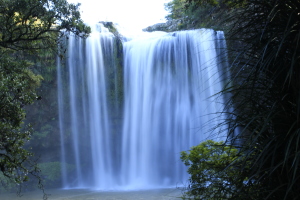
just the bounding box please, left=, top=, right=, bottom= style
left=167, top=0, right=300, bottom=199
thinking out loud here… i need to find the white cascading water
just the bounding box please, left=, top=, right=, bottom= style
left=58, top=25, right=228, bottom=190
left=121, top=29, right=227, bottom=189
left=58, top=24, right=117, bottom=189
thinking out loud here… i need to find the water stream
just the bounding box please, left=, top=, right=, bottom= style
left=57, top=24, right=228, bottom=190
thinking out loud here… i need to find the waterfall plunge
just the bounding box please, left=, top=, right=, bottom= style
left=58, top=26, right=228, bottom=190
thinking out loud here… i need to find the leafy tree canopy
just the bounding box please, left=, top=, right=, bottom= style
left=0, top=0, right=90, bottom=50
left=164, top=0, right=247, bottom=30
left=0, top=0, right=90, bottom=196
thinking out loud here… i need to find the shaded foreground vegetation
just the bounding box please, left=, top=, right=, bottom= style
left=167, top=0, right=300, bottom=199
left=0, top=0, right=90, bottom=197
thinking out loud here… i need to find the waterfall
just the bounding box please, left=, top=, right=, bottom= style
left=57, top=25, right=228, bottom=190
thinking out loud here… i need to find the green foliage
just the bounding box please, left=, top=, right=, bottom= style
left=165, top=0, right=187, bottom=20
left=168, top=0, right=300, bottom=199
left=181, top=140, right=257, bottom=199
left=0, top=0, right=90, bottom=196
left=184, top=0, right=246, bottom=9
left=164, top=0, right=247, bottom=31
left=175, top=0, right=300, bottom=199
left=0, top=50, right=42, bottom=187
left=185, top=0, right=219, bottom=8
left=219, top=0, right=300, bottom=199
left=0, top=0, right=91, bottom=51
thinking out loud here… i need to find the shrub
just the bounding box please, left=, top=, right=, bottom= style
left=181, top=140, right=257, bottom=199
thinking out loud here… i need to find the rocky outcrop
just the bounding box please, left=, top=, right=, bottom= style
left=99, top=21, right=126, bottom=41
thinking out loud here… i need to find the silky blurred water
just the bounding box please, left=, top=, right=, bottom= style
left=57, top=26, right=228, bottom=190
